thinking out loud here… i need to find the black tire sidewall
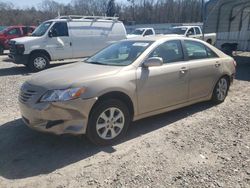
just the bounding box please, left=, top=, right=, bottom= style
left=29, top=53, right=49, bottom=72
left=212, top=77, right=229, bottom=104
left=87, top=99, right=131, bottom=146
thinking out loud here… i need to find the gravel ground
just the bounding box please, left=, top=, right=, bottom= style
left=0, top=53, right=249, bottom=188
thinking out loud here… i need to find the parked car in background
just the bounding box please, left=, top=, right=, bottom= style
left=0, top=26, right=35, bottom=55
left=0, top=26, right=6, bottom=32
left=9, top=15, right=127, bottom=72
left=19, top=36, right=236, bottom=145
left=171, top=26, right=216, bottom=45
left=127, top=28, right=155, bottom=38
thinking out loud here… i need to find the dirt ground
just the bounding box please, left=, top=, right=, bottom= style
left=0, top=52, right=249, bottom=188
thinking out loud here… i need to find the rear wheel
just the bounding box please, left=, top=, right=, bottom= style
left=87, top=99, right=131, bottom=145
left=212, top=77, right=229, bottom=104
left=28, top=53, right=50, bottom=72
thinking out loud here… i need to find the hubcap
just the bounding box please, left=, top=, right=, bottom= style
left=96, top=107, right=125, bottom=140
left=34, top=57, right=47, bottom=70
left=216, top=78, right=228, bottom=101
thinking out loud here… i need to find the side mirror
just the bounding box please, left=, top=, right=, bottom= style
left=48, top=29, right=57, bottom=38
left=143, top=57, right=163, bottom=67
left=48, top=30, right=53, bottom=38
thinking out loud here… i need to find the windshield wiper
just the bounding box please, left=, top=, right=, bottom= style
left=86, top=61, right=107, bottom=65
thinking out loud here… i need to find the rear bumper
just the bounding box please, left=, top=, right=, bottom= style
left=19, top=98, right=97, bottom=135
left=9, top=54, right=29, bottom=65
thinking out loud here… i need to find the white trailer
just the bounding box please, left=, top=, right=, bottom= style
left=204, top=0, right=250, bottom=55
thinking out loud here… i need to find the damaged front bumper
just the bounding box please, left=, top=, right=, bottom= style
left=19, top=97, right=97, bottom=135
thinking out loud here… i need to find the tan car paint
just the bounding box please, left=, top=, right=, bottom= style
left=19, top=36, right=235, bottom=135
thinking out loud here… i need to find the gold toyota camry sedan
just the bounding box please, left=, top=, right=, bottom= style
left=19, top=36, right=236, bottom=145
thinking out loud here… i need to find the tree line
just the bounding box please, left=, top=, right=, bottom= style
left=0, top=0, right=203, bottom=26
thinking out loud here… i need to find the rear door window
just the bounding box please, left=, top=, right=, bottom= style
left=184, top=40, right=218, bottom=60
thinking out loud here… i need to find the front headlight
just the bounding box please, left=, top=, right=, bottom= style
left=40, top=87, right=86, bottom=102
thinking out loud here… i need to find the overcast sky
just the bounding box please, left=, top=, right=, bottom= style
left=6, top=0, right=71, bottom=8
left=6, top=0, right=125, bottom=9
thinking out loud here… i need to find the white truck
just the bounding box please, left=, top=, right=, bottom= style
left=171, top=26, right=216, bottom=45
left=127, top=28, right=156, bottom=38
left=9, top=15, right=127, bottom=71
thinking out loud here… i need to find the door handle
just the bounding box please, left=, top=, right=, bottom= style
left=70, top=42, right=72, bottom=46
left=180, top=67, right=188, bottom=74
left=215, top=62, right=221, bottom=68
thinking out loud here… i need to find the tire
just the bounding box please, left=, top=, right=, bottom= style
left=0, top=45, right=4, bottom=55
left=87, top=99, right=131, bottom=146
left=212, top=77, right=229, bottom=104
left=28, top=53, right=50, bottom=72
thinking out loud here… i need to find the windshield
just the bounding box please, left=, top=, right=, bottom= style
left=86, top=41, right=153, bottom=66
left=171, top=27, right=187, bottom=35
left=32, top=22, right=52, bottom=37
left=132, top=29, right=145, bottom=35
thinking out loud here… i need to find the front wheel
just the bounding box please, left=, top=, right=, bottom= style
left=28, top=53, right=50, bottom=72
left=87, top=99, right=131, bottom=145
left=212, top=77, right=229, bottom=104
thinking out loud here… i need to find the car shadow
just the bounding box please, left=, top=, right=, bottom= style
left=0, top=61, right=78, bottom=77
left=234, top=55, right=250, bottom=81
left=0, top=101, right=213, bottom=180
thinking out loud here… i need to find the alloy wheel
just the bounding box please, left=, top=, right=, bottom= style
left=96, top=107, right=125, bottom=140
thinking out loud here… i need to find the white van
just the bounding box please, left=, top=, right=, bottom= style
left=9, top=15, right=127, bottom=71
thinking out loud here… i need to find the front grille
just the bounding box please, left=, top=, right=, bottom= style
left=19, top=89, right=37, bottom=103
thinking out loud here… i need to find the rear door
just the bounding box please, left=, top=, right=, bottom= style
left=46, top=22, right=73, bottom=60
left=137, top=40, right=189, bottom=114
left=183, top=40, right=221, bottom=100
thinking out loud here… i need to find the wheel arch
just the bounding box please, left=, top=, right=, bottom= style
left=89, top=91, right=135, bottom=120
left=213, top=74, right=231, bottom=92
left=29, top=49, right=51, bottom=61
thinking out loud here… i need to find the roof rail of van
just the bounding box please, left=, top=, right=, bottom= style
left=56, top=15, right=119, bottom=21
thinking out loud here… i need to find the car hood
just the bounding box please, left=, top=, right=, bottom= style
left=11, top=36, right=40, bottom=44
left=27, top=62, right=123, bottom=90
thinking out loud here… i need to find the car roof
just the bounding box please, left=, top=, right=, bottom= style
left=125, top=34, right=184, bottom=42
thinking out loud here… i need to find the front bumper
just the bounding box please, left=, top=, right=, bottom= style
left=19, top=98, right=97, bottom=135
left=8, top=54, right=29, bottom=65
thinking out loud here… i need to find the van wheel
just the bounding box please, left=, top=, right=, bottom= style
left=212, top=77, right=229, bottom=104
left=28, top=53, right=50, bottom=72
left=0, top=45, right=4, bottom=55
left=87, top=99, right=131, bottom=146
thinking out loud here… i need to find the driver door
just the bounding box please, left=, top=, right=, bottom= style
left=46, top=22, right=73, bottom=60
left=136, top=40, right=189, bottom=114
